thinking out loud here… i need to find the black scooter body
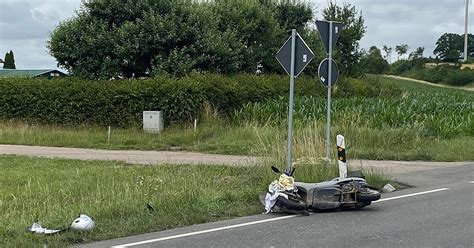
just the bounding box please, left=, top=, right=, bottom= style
left=294, top=177, right=376, bottom=211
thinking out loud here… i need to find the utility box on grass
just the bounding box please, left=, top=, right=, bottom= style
left=143, top=111, right=164, bottom=133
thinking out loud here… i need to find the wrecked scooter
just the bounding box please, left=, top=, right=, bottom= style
left=262, top=135, right=381, bottom=215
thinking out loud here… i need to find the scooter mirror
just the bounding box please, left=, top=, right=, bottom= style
left=290, top=168, right=295, bottom=176
left=271, top=166, right=281, bottom=173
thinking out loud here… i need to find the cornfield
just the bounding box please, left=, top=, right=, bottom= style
left=231, top=92, right=474, bottom=138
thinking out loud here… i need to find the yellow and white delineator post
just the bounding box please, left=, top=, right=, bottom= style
left=336, top=135, right=347, bottom=179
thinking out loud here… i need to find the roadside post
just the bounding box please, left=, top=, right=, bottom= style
left=315, top=20, right=344, bottom=160
left=276, top=29, right=314, bottom=173
left=336, top=134, right=347, bottom=179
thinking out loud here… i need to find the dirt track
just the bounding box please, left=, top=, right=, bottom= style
left=383, top=75, right=474, bottom=91
left=0, top=144, right=259, bottom=166
left=1, top=145, right=471, bottom=175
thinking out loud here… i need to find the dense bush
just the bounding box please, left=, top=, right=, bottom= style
left=48, top=0, right=314, bottom=78
left=334, top=76, right=401, bottom=97
left=389, top=59, right=474, bottom=86
left=0, top=74, right=401, bottom=127
left=401, top=66, right=474, bottom=86
left=359, top=46, right=389, bottom=74
left=48, top=0, right=368, bottom=79
left=389, top=60, right=414, bottom=75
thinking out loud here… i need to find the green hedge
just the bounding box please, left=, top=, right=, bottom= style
left=390, top=61, right=474, bottom=86
left=0, top=74, right=400, bottom=127
left=406, top=66, right=474, bottom=86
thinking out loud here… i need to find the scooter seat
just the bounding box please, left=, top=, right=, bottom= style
left=294, top=182, right=317, bottom=191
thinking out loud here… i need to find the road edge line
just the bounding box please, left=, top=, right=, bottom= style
left=112, top=187, right=450, bottom=247
left=375, top=188, right=450, bottom=202
left=111, top=215, right=296, bottom=248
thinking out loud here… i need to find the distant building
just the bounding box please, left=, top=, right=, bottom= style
left=0, top=69, right=68, bottom=79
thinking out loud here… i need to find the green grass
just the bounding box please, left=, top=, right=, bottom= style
left=0, top=155, right=385, bottom=247
left=0, top=156, right=263, bottom=247
left=0, top=120, right=257, bottom=155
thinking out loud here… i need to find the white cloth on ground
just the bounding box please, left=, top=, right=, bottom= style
left=264, top=180, right=289, bottom=213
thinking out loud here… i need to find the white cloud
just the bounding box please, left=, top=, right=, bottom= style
left=312, top=0, right=471, bottom=58
left=0, top=0, right=80, bottom=69
left=0, top=0, right=471, bottom=69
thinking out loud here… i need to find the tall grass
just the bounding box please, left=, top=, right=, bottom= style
left=231, top=91, right=473, bottom=138
left=0, top=119, right=258, bottom=155
left=253, top=122, right=341, bottom=185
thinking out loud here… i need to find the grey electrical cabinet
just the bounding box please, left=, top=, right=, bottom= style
left=143, top=111, right=164, bottom=133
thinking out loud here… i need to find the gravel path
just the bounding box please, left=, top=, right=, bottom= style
left=0, top=144, right=259, bottom=166
left=1, top=145, right=471, bottom=174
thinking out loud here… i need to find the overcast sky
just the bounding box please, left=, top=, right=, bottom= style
left=0, top=0, right=472, bottom=70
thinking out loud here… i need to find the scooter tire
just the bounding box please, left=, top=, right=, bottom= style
left=276, top=196, right=307, bottom=211
left=356, top=191, right=381, bottom=202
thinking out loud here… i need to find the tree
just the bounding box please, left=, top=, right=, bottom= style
left=3, top=50, right=16, bottom=69
left=395, top=44, right=408, bottom=60
left=322, top=2, right=366, bottom=76
left=409, top=47, right=424, bottom=60
left=272, top=1, right=313, bottom=33
left=48, top=0, right=314, bottom=78
left=208, top=1, right=313, bottom=74
left=49, top=1, right=238, bottom=78
left=408, top=46, right=425, bottom=68
left=432, top=33, right=473, bottom=62
left=360, top=46, right=389, bottom=74
left=382, top=45, right=392, bottom=63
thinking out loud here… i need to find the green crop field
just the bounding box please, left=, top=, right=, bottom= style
left=231, top=75, right=473, bottom=161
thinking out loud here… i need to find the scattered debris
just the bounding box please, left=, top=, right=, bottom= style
left=28, top=223, right=63, bottom=235
left=382, top=183, right=396, bottom=193
left=146, top=202, right=155, bottom=213
left=28, top=214, right=95, bottom=235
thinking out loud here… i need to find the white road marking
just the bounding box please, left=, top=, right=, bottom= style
left=375, top=188, right=450, bottom=202
left=469, top=181, right=474, bottom=184
left=111, top=215, right=296, bottom=248
left=112, top=187, right=450, bottom=247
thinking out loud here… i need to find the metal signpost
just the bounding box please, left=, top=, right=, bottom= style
left=276, top=29, right=314, bottom=172
left=316, top=20, right=343, bottom=159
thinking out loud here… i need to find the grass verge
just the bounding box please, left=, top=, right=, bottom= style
left=0, top=120, right=257, bottom=155
left=0, top=155, right=388, bottom=247
left=0, top=156, right=263, bottom=247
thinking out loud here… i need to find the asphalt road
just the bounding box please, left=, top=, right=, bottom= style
left=77, top=163, right=474, bottom=248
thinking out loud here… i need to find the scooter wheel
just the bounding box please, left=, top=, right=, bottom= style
left=276, top=196, right=307, bottom=211
left=356, top=190, right=381, bottom=202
